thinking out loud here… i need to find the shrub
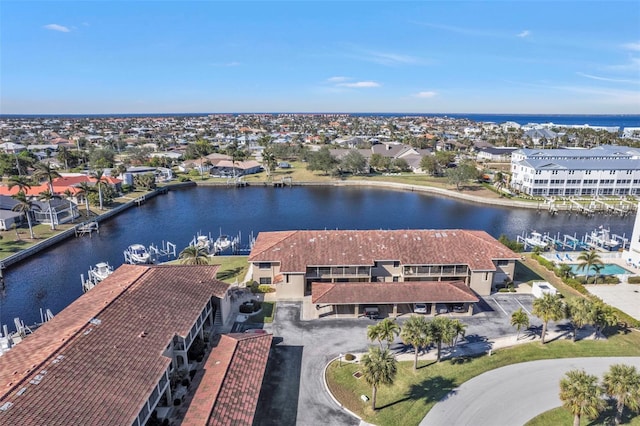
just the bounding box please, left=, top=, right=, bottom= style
left=532, top=253, right=555, bottom=271
left=628, top=276, right=640, bottom=284
left=257, top=284, right=276, bottom=293
left=178, top=176, right=191, bottom=182
left=562, top=277, right=588, bottom=295
left=498, top=288, right=510, bottom=293
left=344, top=353, right=356, bottom=361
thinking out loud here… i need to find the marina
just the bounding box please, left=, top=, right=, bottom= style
left=517, top=227, right=630, bottom=252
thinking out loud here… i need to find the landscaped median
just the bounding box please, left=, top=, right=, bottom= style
left=325, top=331, right=640, bottom=426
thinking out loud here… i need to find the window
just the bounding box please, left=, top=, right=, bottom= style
left=393, top=261, right=400, bottom=268
left=258, top=263, right=271, bottom=269
left=392, top=276, right=399, bottom=282
left=259, top=277, right=272, bottom=285
left=497, top=260, right=509, bottom=266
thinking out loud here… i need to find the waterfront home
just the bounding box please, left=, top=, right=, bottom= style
left=476, top=146, right=518, bottom=163
left=210, top=159, right=262, bottom=177
left=0, top=264, right=272, bottom=426
left=510, top=145, right=640, bottom=196
left=0, top=195, right=79, bottom=228
left=248, top=229, right=519, bottom=317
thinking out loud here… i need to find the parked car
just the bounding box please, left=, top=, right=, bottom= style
left=363, top=306, right=380, bottom=319
left=244, top=328, right=267, bottom=334
left=452, top=304, right=465, bottom=313
left=413, top=303, right=428, bottom=314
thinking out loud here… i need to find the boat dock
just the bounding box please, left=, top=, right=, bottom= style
left=538, top=197, right=636, bottom=217
left=75, top=221, right=99, bottom=237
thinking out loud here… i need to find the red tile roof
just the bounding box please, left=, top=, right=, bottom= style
left=182, top=333, right=272, bottom=426
left=311, top=281, right=479, bottom=304
left=0, top=264, right=227, bottom=426
left=249, top=229, right=518, bottom=271
left=0, top=175, right=122, bottom=197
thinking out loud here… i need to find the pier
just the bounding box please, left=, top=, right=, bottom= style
left=75, top=220, right=99, bottom=237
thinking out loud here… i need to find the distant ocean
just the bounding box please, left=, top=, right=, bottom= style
left=2, top=112, right=639, bottom=128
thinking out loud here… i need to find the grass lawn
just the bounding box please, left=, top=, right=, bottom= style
left=207, top=255, right=249, bottom=283
left=248, top=301, right=276, bottom=324
left=326, top=331, right=640, bottom=426
left=526, top=406, right=640, bottom=426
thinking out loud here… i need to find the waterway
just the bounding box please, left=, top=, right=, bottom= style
left=0, top=185, right=635, bottom=327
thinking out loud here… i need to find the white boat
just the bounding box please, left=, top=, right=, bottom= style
left=195, top=235, right=215, bottom=254
left=81, top=261, right=114, bottom=292
left=587, top=227, right=620, bottom=250
left=214, top=235, right=232, bottom=252
left=524, top=231, right=548, bottom=248
left=124, top=244, right=152, bottom=264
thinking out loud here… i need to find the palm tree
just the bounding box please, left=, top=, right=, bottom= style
left=400, top=316, right=430, bottom=371
left=178, top=245, right=210, bottom=265
left=592, top=264, right=604, bottom=284
left=577, top=250, right=604, bottom=284
left=76, top=182, right=94, bottom=216
left=367, top=318, right=400, bottom=349
left=510, top=308, right=530, bottom=340
left=38, top=190, right=59, bottom=230
left=7, top=175, right=33, bottom=194
left=592, top=301, right=618, bottom=337
left=57, top=146, right=71, bottom=171
left=532, top=293, right=565, bottom=344
left=63, top=189, right=76, bottom=223
left=429, top=316, right=463, bottom=362
left=602, top=364, right=640, bottom=425
left=33, top=162, right=61, bottom=194
left=360, top=346, right=397, bottom=410
left=559, top=369, right=604, bottom=426
left=565, top=298, right=595, bottom=342
left=90, top=169, right=108, bottom=210
left=11, top=191, right=40, bottom=239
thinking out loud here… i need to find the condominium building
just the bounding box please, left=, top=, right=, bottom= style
left=510, top=146, right=640, bottom=196
left=248, top=229, right=519, bottom=317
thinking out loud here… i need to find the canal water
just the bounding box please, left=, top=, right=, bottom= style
left=0, top=186, right=635, bottom=327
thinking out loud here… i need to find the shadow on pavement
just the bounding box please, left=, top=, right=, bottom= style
left=253, top=345, right=303, bottom=426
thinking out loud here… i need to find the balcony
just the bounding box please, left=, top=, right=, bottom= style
left=306, top=266, right=371, bottom=279
left=403, top=265, right=469, bottom=277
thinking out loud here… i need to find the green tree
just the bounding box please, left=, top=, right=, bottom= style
left=602, top=364, right=640, bottom=425
left=429, top=316, right=465, bottom=362
left=11, top=191, right=39, bottom=239
left=420, top=155, right=439, bottom=176
left=445, top=160, right=478, bottom=191
left=57, top=146, right=71, bottom=171
left=360, top=347, right=397, bottom=411
left=367, top=318, right=400, bottom=349
left=7, top=175, right=33, bottom=194
left=88, top=148, right=116, bottom=169
left=77, top=182, right=94, bottom=215
left=33, top=162, right=61, bottom=194
left=340, top=149, right=368, bottom=175
left=306, top=146, right=338, bottom=175
left=559, top=369, right=604, bottom=426
left=565, top=298, right=595, bottom=342
left=532, top=293, right=565, bottom=344
left=178, top=245, right=210, bottom=265
left=90, top=169, right=108, bottom=210
left=510, top=308, right=530, bottom=340
left=369, top=153, right=389, bottom=172
left=194, top=139, right=212, bottom=180
left=38, top=190, right=59, bottom=230
left=576, top=250, right=604, bottom=283
left=261, top=144, right=278, bottom=181
left=592, top=300, right=618, bottom=336
left=435, top=150, right=456, bottom=168
left=400, top=316, right=430, bottom=371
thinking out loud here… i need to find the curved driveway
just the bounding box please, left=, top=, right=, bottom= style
left=421, top=357, right=640, bottom=426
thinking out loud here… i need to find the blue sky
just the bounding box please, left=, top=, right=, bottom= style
left=1, top=1, right=639, bottom=114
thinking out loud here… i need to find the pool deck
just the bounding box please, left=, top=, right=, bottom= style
left=541, top=251, right=640, bottom=320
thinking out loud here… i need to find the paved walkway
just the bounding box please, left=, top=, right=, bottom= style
left=421, top=357, right=640, bottom=426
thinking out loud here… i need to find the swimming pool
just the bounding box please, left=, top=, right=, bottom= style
left=569, top=263, right=632, bottom=275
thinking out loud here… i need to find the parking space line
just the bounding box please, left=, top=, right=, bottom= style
left=515, top=298, right=532, bottom=316
left=490, top=297, right=508, bottom=316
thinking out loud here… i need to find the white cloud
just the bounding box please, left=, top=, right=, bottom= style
left=623, top=41, right=640, bottom=51
left=517, top=30, right=531, bottom=38
left=327, top=76, right=348, bottom=83
left=414, top=91, right=437, bottom=98
left=576, top=72, right=639, bottom=84
left=43, top=24, right=71, bottom=33
left=337, top=81, right=380, bottom=88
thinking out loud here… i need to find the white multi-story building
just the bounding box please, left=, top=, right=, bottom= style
left=510, top=146, right=640, bottom=196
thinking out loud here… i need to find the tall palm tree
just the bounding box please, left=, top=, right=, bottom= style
left=602, top=364, right=640, bottom=425
left=400, top=316, right=430, bottom=371
left=11, top=191, right=40, bottom=239
left=33, top=161, right=61, bottom=194
left=510, top=308, right=530, bottom=340
left=367, top=318, right=400, bottom=349
left=592, top=301, right=618, bottom=337
left=38, top=190, right=59, bottom=230
left=559, top=369, right=604, bottom=426
left=429, top=316, right=462, bottom=362
left=63, top=189, right=76, bottom=223
left=565, top=298, right=595, bottom=342
left=7, top=175, right=33, bottom=194
left=360, top=346, right=397, bottom=411
left=90, top=169, right=108, bottom=210
left=57, top=146, right=71, bottom=171
left=76, top=182, right=94, bottom=216
left=178, top=245, right=210, bottom=265
left=532, top=293, right=565, bottom=344
left=577, top=250, right=604, bottom=284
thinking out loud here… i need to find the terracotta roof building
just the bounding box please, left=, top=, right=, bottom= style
left=0, top=264, right=270, bottom=426
left=248, top=229, right=519, bottom=317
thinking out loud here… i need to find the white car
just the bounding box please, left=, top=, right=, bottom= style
left=414, top=303, right=428, bottom=314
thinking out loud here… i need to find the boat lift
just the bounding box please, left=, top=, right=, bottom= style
left=149, top=241, right=177, bottom=262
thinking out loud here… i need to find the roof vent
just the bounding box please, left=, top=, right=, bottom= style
left=140, top=331, right=148, bottom=338
left=0, top=402, right=13, bottom=412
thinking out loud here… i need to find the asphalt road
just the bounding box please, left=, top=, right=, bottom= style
left=421, top=357, right=640, bottom=426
